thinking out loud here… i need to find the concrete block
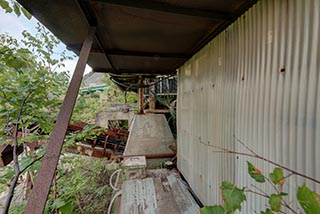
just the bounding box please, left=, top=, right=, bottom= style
left=122, top=156, right=147, bottom=180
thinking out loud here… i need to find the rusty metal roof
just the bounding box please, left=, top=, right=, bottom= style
left=17, top=0, right=256, bottom=77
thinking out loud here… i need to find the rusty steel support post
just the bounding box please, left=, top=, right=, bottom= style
left=149, top=85, right=156, bottom=110
left=138, top=87, right=144, bottom=114
left=25, top=27, right=96, bottom=214
left=138, top=78, right=144, bottom=114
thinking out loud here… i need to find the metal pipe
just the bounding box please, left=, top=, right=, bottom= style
left=25, top=27, right=96, bottom=214
left=123, top=153, right=175, bottom=159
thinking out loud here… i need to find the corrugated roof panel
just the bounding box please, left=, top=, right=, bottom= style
left=154, top=0, right=251, bottom=13
left=109, top=55, right=183, bottom=72
left=17, top=0, right=256, bottom=76
left=93, top=3, right=221, bottom=54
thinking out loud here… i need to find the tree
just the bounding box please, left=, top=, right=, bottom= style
left=0, top=24, right=71, bottom=213
left=0, top=0, right=32, bottom=19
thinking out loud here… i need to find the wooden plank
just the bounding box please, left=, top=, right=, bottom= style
left=153, top=178, right=180, bottom=214
left=120, top=178, right=157, bottom=214
left=167, top=175, right=200, bottom=214
left=25, top=27, right=96, bottom=214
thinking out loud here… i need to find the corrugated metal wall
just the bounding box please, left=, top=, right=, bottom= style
left=177, top=0, right=320, bottom=212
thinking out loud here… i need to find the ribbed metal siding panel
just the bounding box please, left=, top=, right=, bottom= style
left=177, top=0, right=320, bottom=212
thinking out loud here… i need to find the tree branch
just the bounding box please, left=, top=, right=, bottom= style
left=209, top=141, right=320, bottom=185
left=2, top=91, right=34, bottom=214
left=248, top=185, right=297, bottom=214
left=20, top=155, right=44, bottom=174
left=233, top=135, right=258, bottom=156
left=245, top=189, right=269, bottom=199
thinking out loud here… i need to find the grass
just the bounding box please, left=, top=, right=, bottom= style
left=0, top=154, right=115, bottom=214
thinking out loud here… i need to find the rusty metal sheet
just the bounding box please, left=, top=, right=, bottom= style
left=67, top=144, right=110, bottom=158
left=0, top=144, right=23, bottom=167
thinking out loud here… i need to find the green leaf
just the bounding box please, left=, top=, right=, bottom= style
left=269, top=168, right=285, bottom=185
left=247, top=161, right=265, bottom=183
left=200, top=205, right=225, bottom=214
left=13, top=2, right=21, bottom=17
left=278, top=192, right=288, bottom=196
left=21, top=6, right=32, bottom=19
left=269, top=194, right=282, bottom=212
left=6, top=57, right=23, bottom=69
left=221, top=181, right=246, bottom=213
left=0, top=0, right=12, bottom=13
left=261, top=209, right=273, bottom=214
left=0, top=166, right=15, bottom=186
left=59, top=200, right=74, bottom=214
left=51, top=198, right=66, bottom=209
left=297, top=184, right=320, bottom=214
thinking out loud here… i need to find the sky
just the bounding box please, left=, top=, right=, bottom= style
left=0, top=8, right=92, bottom=77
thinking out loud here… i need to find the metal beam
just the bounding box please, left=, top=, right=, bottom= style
left=25, top=27, right=96, bottom=214
left=66, top=44, right=102, bottom=53
left=94, top=0, right=233, bottom=20
left=107, top=49, right=190, bottom=58
left=77, top=0, right=117, bottom=71
left=67, top=45, right=190, bottom=58
left=94, top=68, right=177, bottom=75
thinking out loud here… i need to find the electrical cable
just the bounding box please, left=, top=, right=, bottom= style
left=109, top=169, right=121, bottom=191
left=107, top=190, right=122, bottom=214
left=107, top=169, right=122, bottom=213
left=108, top=73, right=155, bottom=78
left=110, top=74, right=176, bottom=90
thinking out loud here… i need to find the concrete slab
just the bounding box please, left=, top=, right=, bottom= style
left=122, top=156, right=147, bottom=169
left=124, top=114, right=175, bottom=163
left=122, top=156, right=147, bottom=180
left=96, top=103, right=136, bottom=128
